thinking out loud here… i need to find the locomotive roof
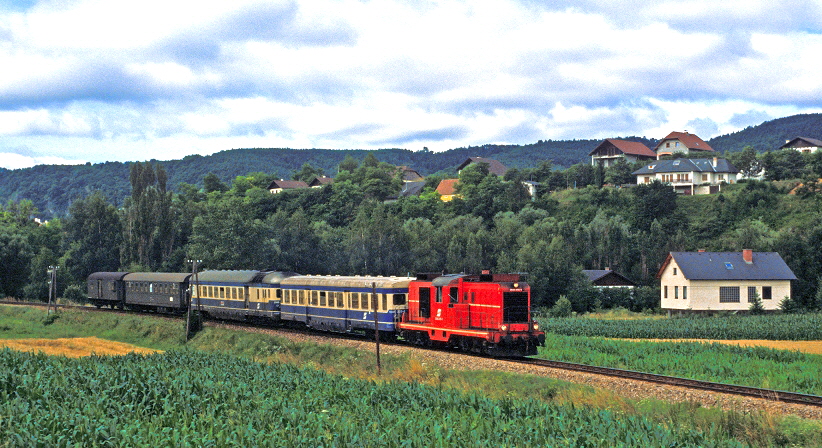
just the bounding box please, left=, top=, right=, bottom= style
left=281, top=275, right=414, bottom=290
left=88, top=272, right=130, bottom=281
left=432, top=274, right=467, bottom=286
left=196, top=270, right=262, bottom=284
left=123, top=272, right=192, bottom=283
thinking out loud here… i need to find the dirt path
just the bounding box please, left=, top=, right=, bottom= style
left=626, top=339, right=822, bottom=355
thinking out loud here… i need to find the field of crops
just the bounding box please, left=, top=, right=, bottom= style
left=0, top=349, right=747, bottom=447
left=541, top=313, right=822, bottom=340
left=539, top=334, right=822, bottom=395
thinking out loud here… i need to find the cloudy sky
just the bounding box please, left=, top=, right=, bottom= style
left=1, top=0, right=821, bottom=169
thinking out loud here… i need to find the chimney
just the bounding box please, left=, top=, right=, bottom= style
left=742, top=249, right=753, bottom=264
left=698, top=249, right=706, bottom=252
left=712, top=157, right=718, bottom=167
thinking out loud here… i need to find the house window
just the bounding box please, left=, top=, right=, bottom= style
left=719, top=286, right=740, bottom=303
left=664, top=285, right=668, bottom=299
left=748, top=286, right=757, bottom=303
left=762, top=286, right=772, bottom=300
left=674, top=286, right=678, bottom=299
left=673, top=268, right=677, bottom=275
left=702, top=174, right=708, bottom=182
left=644, top=176, right=650, bottom=184
left=683, top=286, right=687, bottom=300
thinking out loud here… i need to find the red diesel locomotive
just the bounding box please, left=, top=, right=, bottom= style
left=398, top=271, right=545, bottom=356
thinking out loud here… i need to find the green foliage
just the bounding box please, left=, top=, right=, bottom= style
left=0, top=349, right=748, bottom=446
left=549, top=295, right=574, bottom=317
left=541, top=313, right=822, bottom=340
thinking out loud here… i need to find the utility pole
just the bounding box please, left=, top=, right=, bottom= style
left=186, top=259, right=201, bottom=341
left=372, top=282, right=381, bottom=375
left=46, top=265, right=58, bottom=315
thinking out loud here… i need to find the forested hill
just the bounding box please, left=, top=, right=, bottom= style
left=708, top=113, right=822, bottom=152
left=1, top=113, right=821, bottom=218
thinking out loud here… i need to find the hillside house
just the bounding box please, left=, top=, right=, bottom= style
left=632, top=158, right=739, bottom=194
left=654, top=131, right=715, bottom=159
left=657, top=250, right=796, bottom=314
left=588, top=139, right=656, bottom=168
left=780, top=137, right=822, bottom=154
left=396, top=166, right=424, bottom=182
left=267, top=179, right=309, bottom=194
left=436, top=179, right=460, bottom=202
left=308, top=176, right=334, bottom=187
left=582, top=269, right=636, bottom=288
left=457, top=157, right=508, bottom=177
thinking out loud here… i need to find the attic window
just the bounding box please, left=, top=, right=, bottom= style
left=673, top=160, right=680, bottom=166
left=648, top=164, right=655, bottom=169
left=724, top=262, right=734, bottom=270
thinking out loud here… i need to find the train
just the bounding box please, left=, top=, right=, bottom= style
left=87, top=269, right=545, bottom=356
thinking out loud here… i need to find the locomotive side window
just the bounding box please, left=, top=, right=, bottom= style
left=449, top=288, right=458, bottom=304
left=435, top=287, right=442, bottom=303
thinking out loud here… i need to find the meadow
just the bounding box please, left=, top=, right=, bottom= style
left=2, top=305, right=822, bottom=446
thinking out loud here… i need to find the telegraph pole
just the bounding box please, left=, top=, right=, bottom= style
left=46, top=265, right=58, bottom=315
left=372, top=282, right=381, bottom=375
left=186, top=259, right=201, bottom=341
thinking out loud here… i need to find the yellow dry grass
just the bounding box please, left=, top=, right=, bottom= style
left=626, top=339, right=822, bottom=355
left=0, top=337, right=162, bottom=358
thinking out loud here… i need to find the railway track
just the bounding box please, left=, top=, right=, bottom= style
left=4, top=300, right=822, bottom=407
left=514, top=357, right=822, bottom=407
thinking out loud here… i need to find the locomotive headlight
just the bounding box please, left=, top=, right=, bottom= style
left=533, top=323, right=540, bottom=331
left=500, top=324, right=508, bottom=332
left=513, top=282, right=519, bottom=289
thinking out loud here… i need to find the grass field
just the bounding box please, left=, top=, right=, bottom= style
left=2, top=305, right=822, bottom=446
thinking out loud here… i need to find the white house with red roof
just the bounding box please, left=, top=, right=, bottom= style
left=654, top=131, right=714, bottom=159
left=588, top=139, right=657, bottom=168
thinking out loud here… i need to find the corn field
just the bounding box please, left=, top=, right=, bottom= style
left=541, top=313, right=822, bottom=340
left=0, top=349, right=744, bottom=447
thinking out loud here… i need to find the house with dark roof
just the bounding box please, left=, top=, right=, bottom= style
left=780, top=137, right=822, bottom=154
left=267, top=179, right=309, bottom=194
left=582, top=269, right=636, bottom=288
left=308, top=176, right=334, bottom=188
left=436, top=179, right=460, bottom=202
left=396, top=166, right=424, bottom=182
left=654, top=131, right=715, bottom=158
left=632, top=158, right=739, bottom=194
left=657, top=250, right=796, bottom=314
left=589, top=139, right=656, bottom=168
left=457, top=157, right=508, bottom=177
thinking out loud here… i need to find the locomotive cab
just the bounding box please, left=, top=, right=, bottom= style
left=399, top=271, right=545, bottom=356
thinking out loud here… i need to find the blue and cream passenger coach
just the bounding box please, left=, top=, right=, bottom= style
left=192, top=270, right=297, bottom=320
left=279, top=275, right=413, bottom=335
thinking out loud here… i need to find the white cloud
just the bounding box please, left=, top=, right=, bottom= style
left=1, top=0, right=822, bottom=169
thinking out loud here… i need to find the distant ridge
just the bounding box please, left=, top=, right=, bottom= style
left=1, top=113, right=821, bottom=218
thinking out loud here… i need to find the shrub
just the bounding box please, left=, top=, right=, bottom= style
left=62, top=284, right=87, bottom=304
left=550, top=295, right=574, bottom=318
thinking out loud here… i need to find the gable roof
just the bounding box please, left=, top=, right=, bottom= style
left=582, top=270, right=636, bottom=286
left=588, top=139, right=656, bottom=158
left=780, top=137, right=822, bottom=149
left=436, top=178, right=460, bottom=196
left=308, top=176, right=334, bottom=187
left=456, top=157, right=508, bottom=176
left=632, top=158, right=739, bottom=175
left=657, top=251, right=797, bottom=281
left=654, top=131, right=715, bottom=152
left=396, top=166, right=424, bottom=182
left=267, top=179, right=309, bottom=190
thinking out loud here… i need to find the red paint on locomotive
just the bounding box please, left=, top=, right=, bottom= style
left=398, top=272, right=545, bottom=356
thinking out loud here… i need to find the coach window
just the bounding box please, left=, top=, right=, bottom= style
left=220, top=287, right=226, bottom=299
left=351, top=293, right=360, bottom=309
left=319, top=291, right=327, bottom=307
left=382, top=295, right=387, bottom=311
left=336, top=292, right=343, bottom=308
left=393, top=294, right=406, bottom=306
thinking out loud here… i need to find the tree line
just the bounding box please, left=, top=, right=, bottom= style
left=3, top=150, right=822, bottom=313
